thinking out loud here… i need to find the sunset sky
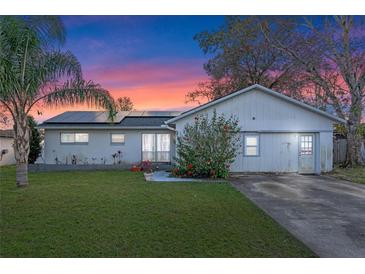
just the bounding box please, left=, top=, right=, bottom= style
left=34, top=16, right=225, bottom=122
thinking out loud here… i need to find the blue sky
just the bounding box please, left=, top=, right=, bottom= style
left=48, top=16, right=225, bottom=113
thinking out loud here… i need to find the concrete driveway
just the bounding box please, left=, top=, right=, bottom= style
left=231, top=174, right=365, bottom=258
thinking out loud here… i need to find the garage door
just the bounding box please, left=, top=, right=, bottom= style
left=231, top=133, right=299, bottom=172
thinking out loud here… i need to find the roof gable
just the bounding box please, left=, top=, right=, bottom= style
left=166, top=84, right=346, bottom=124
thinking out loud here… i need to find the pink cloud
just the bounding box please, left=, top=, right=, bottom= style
left=31, top=59, right=208, bottom=123
left=83, top=59, right=206, bottom=87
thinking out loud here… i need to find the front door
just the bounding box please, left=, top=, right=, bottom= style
left=298, top=134, right=315, bottom=174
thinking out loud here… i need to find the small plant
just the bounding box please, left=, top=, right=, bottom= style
left=140, top=160, right=153, bottom=173
left=112, top=151, right=123, bottom=164
left=130, top=165, right=141, bottom=172
left=71, top=155, right=77, bottom=165
left=1, top=149, right=9, bottom=159
left=112, top=153, right=117, bottom=164
left=117, top=150, right=122, bottom=164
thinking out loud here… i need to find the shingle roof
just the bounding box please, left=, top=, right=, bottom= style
left=38, top=111, right=181, bottom=129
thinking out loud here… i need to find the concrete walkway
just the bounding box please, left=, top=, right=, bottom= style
left=145, top=171, right=209, bottom=182
left=231, top=174, right=365, bottom=258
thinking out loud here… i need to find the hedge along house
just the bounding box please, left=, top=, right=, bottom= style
left=39, top=84, right=345, bottom=174
left=38, top=111, right=180, bottom=166
left=166, top=84, right=345, bottom=174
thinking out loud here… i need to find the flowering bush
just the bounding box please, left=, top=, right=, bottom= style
left=140, top=160, right=153, bottom=173
left=174, top=110, right=241, bottom=179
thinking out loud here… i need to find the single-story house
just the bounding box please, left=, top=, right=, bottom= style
left=39, top=84, right=345, bottom=174
left=0, top=129, right=16, bottom=166
left=39, top=111, right=180, bottom=166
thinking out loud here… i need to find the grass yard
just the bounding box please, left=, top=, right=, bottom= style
left=330, top=166, right=365, bottom=184
left=0, top=166, right=315, bottom=257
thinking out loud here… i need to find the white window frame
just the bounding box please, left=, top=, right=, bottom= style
left=142, top=133, right=171, bottom=162
left=60, top=133, right=89, bottom=144
left=111, top=133, right=125, bottom=145
left=300, top=135, right=313, bottom=155
left=244, top=134, right=260, bottom=157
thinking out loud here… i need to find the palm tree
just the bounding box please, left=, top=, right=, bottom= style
left=0, top=16, right=115, bottom=187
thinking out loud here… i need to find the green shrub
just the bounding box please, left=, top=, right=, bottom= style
left=28, top=116, right=42, bottom=164
left=174, top=110, right=241, bottom=178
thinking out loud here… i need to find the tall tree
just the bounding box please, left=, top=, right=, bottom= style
left=116, top=96, right=134, bottom=111
left=187, top=16, right=305, bottom=103
left=0, top=16, right=115, bottom=187
left=27, top=116, right=42, bottom=164
left=262, top=16, right=365, bottom=166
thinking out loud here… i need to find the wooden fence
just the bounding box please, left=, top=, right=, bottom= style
left=333, top=139, right=365, bottom=164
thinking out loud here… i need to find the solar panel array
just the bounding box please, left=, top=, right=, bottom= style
left=43, top=111, right=181, bottom=124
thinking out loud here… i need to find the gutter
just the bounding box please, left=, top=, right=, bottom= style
left=161, top=124, right=176, bottom=131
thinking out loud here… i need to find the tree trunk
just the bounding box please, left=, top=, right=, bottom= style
left=13, top=113, right=30, bottom=187
left=345, top=126, right=364, bottom=167
left=344, top=93, right=364, bottom=167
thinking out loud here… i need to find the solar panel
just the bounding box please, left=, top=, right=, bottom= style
left=43, top=110, right=182, bottom=124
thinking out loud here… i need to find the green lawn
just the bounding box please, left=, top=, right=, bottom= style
left=0, top=166, right=315, bottom=257
left=330, top=166, right=365, bottom=184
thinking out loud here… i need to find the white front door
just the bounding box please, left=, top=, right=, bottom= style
left=298, top=134, right=315, bottom=174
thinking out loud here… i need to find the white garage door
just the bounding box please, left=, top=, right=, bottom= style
left=231, top=133, right=299, bottom=172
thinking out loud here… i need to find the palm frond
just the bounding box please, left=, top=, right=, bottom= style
left=22, top=16, right=66, bottom=47
left=1, top=16, right=115, bottom=122
left=25, top=50, right=83, bottom=100
left=43, top=79, right=116, bottom=120
left=41, top=50, right=82, bottom=80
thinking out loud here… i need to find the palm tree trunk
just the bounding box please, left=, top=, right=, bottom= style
left=13, top=113, right=30, bottom=187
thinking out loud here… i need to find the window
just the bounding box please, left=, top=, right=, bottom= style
left=142, top=133, right=170, bottom=162
left=60, top=133, right=88, bottom=144
left=75, top=133, right=88, bottom=143
left=300, top=135, right=313, bottom=155
left=244, top=135, right=259, bottom=156
left=61, top=133, right=75, bottom=143
left=111, top=134, right=125, bottom=144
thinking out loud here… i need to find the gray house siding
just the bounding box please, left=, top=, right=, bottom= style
left=172, top=88, right=337, bottom=173
left=43, top=129, right=175, bottom=165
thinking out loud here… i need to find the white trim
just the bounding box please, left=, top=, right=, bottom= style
left=161, top=124, right=176, bottom=131
left=298, top=133, right=316, bottom=174
left=60, top=132, right=89, bottom=144
left=110, top=133, right=126, bottom=145
left=243, top=134, right=260, bottom=157
left=166, top=84, right=346, bottom=124
left=141, top=133, right=171, bottom=163
left=240, top=130, right=333, bottom=133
